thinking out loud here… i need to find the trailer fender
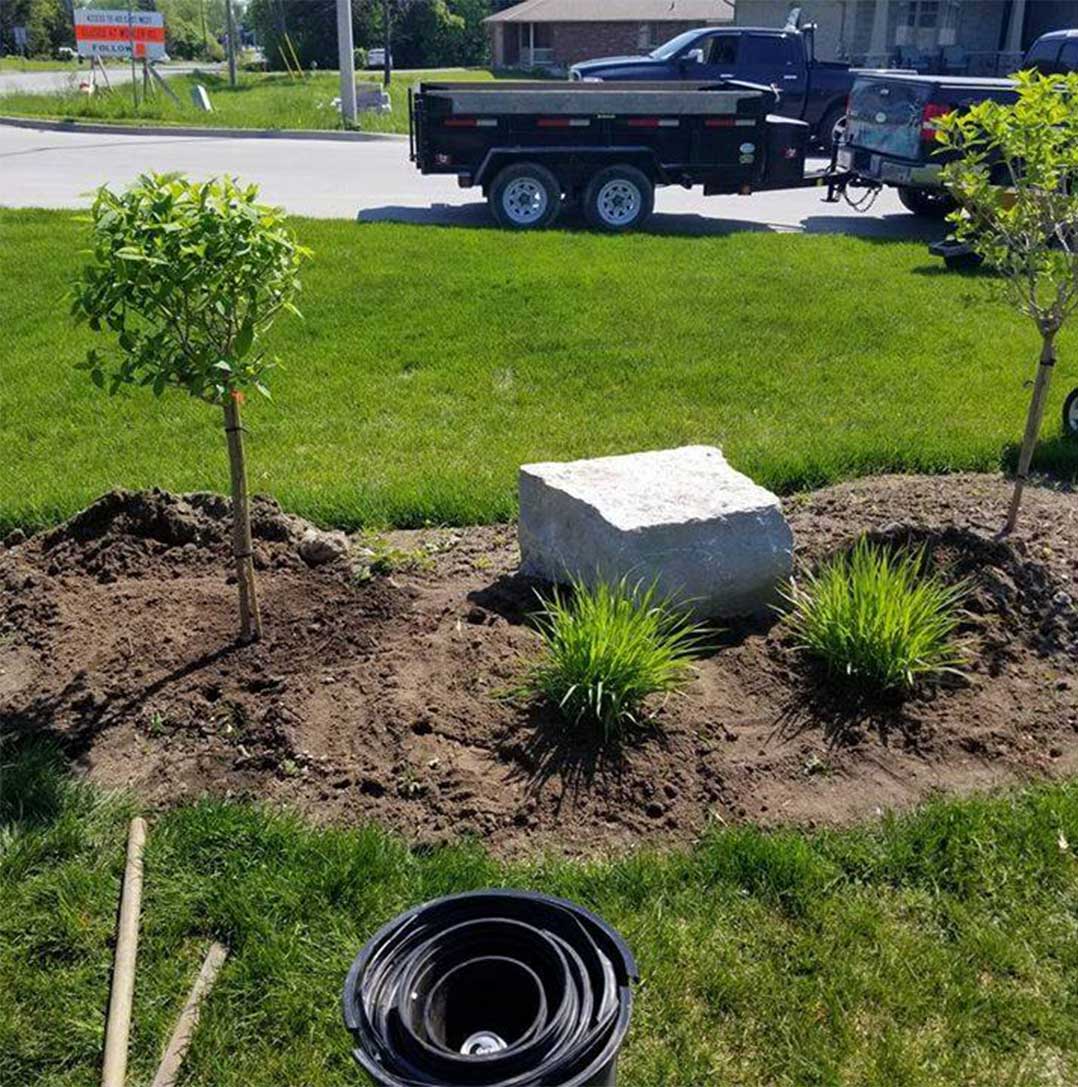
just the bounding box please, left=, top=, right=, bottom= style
left=473, top=147, right=667, bottom=193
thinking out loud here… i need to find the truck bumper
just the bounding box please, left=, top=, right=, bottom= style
left=836, top=146, right=942, bottom=188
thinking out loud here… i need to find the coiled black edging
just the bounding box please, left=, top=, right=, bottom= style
left=342, top=890, right=638, bottom=1086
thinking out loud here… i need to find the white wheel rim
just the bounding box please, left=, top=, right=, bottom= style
left=596, top=179, right=642, bottom=226
left=502, top=178, right=548, bottom=225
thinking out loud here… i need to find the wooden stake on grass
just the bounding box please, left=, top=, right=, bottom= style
left=150, top=943, right=229, bottom=1087
left=101, top=816, right=147, bottom=1087
left=224, top=392, right=262, bottom=642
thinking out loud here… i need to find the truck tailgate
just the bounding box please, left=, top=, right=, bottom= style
left=847, top=76, right=931, bottom=161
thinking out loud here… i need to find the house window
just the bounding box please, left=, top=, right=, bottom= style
left=517, top=21, right=553, bottom=66
left=896, top=1, right=959, bottom=49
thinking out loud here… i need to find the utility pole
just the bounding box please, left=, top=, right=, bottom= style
left=336, top=0, right=357, bottom=125
left=225, top=0, right=237, bottom=87
left=382, top=0, right=391, bottom=86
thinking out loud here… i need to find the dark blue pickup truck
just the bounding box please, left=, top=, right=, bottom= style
left=839, top=29, right=1078, bottom=218
left=569, top=25, right=854, bottom=146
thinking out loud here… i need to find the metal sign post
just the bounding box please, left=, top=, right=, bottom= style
left=129, top=4, right=138, bottom=108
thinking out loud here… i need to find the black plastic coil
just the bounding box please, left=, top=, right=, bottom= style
left=342, top=890, right=637, bottom=1087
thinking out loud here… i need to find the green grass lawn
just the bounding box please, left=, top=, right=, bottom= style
left=0, top=57, right=82, bottom=72
left=0, top=68, right=493, bottom=133
left=2, top=208, right=1076, bottom=535
left=3, top=740, right=1078, bottom=1086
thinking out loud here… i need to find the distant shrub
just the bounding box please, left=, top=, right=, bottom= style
left=525, top=577, right=704, bottom=741
left=783, top=538, right=967, bottom=692
left=354, top=47, right=368, bottom=69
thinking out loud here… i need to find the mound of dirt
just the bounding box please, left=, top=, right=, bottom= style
left=1, top=474, right=1076, bottom=857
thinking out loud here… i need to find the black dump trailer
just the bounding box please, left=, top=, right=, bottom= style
left=409, top=80, right=817, bottom=231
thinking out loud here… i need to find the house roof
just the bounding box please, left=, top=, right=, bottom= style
left=484, top=0, right=734, bottom=25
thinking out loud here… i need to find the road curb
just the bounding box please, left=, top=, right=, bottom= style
left=0, top=114, right=408, bottom=142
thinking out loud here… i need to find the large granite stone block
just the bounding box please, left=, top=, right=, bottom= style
left=518, top=446, right=793, bottom=619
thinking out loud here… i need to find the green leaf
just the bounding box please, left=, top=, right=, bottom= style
left=235, top=318, right=255, bottom=360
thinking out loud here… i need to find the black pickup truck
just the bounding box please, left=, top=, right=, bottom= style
left=409, top=80, right=815, bottom=231
left=569, top=24, right=855, bottom=147
left=838, top=29, right=1078, bottom=218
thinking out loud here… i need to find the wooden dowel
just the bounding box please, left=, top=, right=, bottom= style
left=150, top=943, right=229, bottom=1087
left=101, top=816, right=147, bottom=1087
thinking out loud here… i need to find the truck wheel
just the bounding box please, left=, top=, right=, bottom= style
left=1064, top=388, right=1078, bottom=440
left=584, top=165, right=654, bottom=233
left=897, top=186, right=957, bottom=219
left=489, top=163, right=561, bottom=230
left=819, top=103, right=846, bottom=151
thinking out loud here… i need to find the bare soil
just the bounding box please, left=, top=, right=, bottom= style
left=2, top=475, right=1077, bottom=858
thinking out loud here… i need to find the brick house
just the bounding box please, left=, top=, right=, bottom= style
left=734, top=1, right=1078, bottom=75
left=484, top=0, right=735, bottom=72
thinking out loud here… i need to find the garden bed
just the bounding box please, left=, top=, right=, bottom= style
left=2, top=473, right=1076, bottom=857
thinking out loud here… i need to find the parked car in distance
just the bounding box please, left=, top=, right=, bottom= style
left=367, top=47, right=391, bottom=70
left=839, top=29, right=1078, bottom=218
left=569, top=25, right=854, bottom=146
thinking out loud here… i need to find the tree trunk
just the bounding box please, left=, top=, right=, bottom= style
left=1005, top=331, right=1056, bottom=534
left=383, top=0, right=392, bottom=86
left=223, top=394, right=262, bottom=641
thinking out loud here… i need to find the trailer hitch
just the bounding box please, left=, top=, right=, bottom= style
left=822, top=171, right=883, bottom=211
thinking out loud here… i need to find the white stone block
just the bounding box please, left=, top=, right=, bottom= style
left=518, top=446, right=793, bottom=619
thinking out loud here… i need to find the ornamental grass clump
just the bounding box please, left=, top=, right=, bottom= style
left=526, top=577, right=704, bottom=741
left=783, top=538, right=967, bottom=692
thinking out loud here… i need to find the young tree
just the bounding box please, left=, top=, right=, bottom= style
left=937, top=70, right=1078, bottom=533
left=72, top=174, right=309, bottom=641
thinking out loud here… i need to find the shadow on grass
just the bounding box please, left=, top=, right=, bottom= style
left=355, top=200, right=948, bottom=241
left=1001, top=432, right=1078, bottom=481
left=0, top=734, right=76, bottom=829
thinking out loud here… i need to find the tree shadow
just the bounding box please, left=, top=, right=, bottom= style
left=0, top=734, right=78, bottom=830
left=1000, top=434, right=1078, bottom=482
left=1, top=640, right=246, bottom=762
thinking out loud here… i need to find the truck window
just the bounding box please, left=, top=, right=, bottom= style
left=708, top=35, right=739, bottom=66
left=739, top=34, right=791, bottom=69
left=1024, top=37, right=1062, bottom=74
left=1060, top=40, right=1078, bottom=72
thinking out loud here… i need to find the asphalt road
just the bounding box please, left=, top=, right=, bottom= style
left=0, top=63, right=217, bottom=97
left=0, top=122, right=943, bottom=239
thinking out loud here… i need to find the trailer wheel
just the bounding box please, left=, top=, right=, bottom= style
left=1064, top=387, right=1078, bottom=440
left=489, top=163, right=561, bottom=230
left=897, top=186, right=957, bottom=219
left=584, top=165, right=654, bottom=233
